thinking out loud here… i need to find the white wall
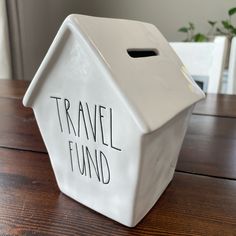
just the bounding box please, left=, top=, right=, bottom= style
left=8, top=0, right=236, bottom=80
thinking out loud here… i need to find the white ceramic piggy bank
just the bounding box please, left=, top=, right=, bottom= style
left=23, top=14, right=205, bottom=227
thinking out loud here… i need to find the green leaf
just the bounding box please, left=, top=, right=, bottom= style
left=229, top=25, right=236, bottom=33
left=208, top=20, right=217, bottom=26
left=222, top=20, right=232, bottom=29
left=229, top=7, right=236, bottom=16
left=178, top=27, right=189, bottom=33
left=230, top=27, right=236, bottom=35
left=216, top=27, right=226, bottom=35
left=193, top=33, right=208, bottom=42
left=189, top=22, right=195, bottom=30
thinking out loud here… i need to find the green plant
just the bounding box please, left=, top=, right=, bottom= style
left=216, top=7, right=236, bottom=39
left=178, top=7, right=236, bottom=42
left=178, top=22, right=208, bottom=42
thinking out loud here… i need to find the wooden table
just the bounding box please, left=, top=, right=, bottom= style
left=0, top=80, right=236, bottom=235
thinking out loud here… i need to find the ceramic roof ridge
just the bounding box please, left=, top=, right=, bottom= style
left=23, top=14, right=205, bottom=133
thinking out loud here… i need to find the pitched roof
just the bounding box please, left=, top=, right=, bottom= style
left=23, top=14, right=205, bottom=133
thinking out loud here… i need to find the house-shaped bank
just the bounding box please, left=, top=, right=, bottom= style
left=23, top=14, right=205, bottom=227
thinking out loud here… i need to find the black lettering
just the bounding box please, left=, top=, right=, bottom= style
left=86, top=103, right=97, bottom=142
left=85, top=146, right=100, bottom=181
left=64, top=99, right=76, bottom=136
left=100, top=151, right=110, bottom=184
left=110, top=108, right=121, bottom=151
left=68, top=140, right=74, bottom=171
left=50, top=96, right=63, bottom=132
left=78, top=102, right=89, bottom=140
left=99, top=105, right=108, bottom=146
left=75, top=142, right=86, bottom=175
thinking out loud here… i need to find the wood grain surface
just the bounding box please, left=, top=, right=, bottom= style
left=0, top=79, right=29, bottom=99
left=178, top=114, right=236, bottom=179
left=1, top=81, right=236, bottom=235
left=0, top=97, right=46, bottom=152
left=0, top=148, right=236, bottom=236
left=194, top=93, right=236, bottom=118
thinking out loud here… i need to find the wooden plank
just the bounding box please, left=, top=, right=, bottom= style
left=0, top=148, right=235, bottom=235
left=1, top=97, right=236, bottom=180
left=177, top=114, right=236, bottom=179
left=0, top=80, right=29, bottom=99
left=0, top=98, right=46, bottom=152
left=194, top=93, right=236, bottom=118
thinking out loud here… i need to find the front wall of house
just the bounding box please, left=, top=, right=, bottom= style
left=32, top=28, right=142, bottom=226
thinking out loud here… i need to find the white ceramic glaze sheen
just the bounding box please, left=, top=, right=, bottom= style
left=23, top=14, right=205, bottom=227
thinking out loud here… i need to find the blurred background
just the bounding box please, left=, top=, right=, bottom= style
left=1, top=0, right=236, bottom=83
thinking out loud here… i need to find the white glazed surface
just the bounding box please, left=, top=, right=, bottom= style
left=32, top=29, right=142, bottom=226
left=23, top=14, right=205, bottom=227
left=24, top=14, right=205, bottom=132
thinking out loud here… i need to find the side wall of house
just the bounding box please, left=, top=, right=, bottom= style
left=134, top=107, right=193, bottom=224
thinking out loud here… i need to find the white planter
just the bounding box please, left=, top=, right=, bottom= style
left=23, top=14, right=205, bottom=227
